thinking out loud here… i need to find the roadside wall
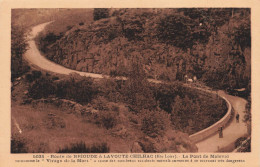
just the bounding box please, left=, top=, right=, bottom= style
left=189, top=92, right=232, bottom=143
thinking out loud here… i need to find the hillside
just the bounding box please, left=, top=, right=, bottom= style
left=37, top=8, right=251, bottom=93
left=11, top=8, right=251, bottom=153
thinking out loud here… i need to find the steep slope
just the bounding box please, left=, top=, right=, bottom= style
left=37, top=8, right=251, bottom=93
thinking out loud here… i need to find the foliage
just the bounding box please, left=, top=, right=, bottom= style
left=235, top=137, right=247, bottom=148
left=244, top=96, right=251, bottom=134
left=11, top=25, right=30, bottom=81
left=235, top=137, right=251, bottom=152
left=153, top=83, right=178, bottom=113
left=157, top=15, right=200, bottom=49
left=56, top=76, right=98, bottom=104
left=28, top=76, right=56, bottom=99
left=171, top=93, right=227, bottom=134
left=25, top=70, right=42, bottom=82
left=95, top=109, right=119, bottom=129
left=11, top=136, right=28, bottom=153
left=93, top=8, right=109, bottom=21
left=58, top=142, right=109, bottom=153
left=36, top=9, right=250, bottom=97
left=138, top=138, right=157, bottom=153
left=37, top=31, right=63, bottom=54
left=234, top=22, right=251, bottom=51
left=140, top=109, right=171, bottom=138
left=28, top=75, right=98, bottom=104
left=120, top=61, right=156, bottom=112
left=122, top=18, right=144, bottom=41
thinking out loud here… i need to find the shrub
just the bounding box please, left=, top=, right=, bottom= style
left=52, top=76, right=59, bottom=80
left=11, top=24, right=29, bottom=81
left=235, top=137, right=247, bottom=148
left=171, top=93, right=228, bottom=134
left=11, top=136, right=28, bottom=153
left=58, top=142, right=109, bottom=153
left=32, top=70, right=42, bottom=79
left=25, top=73, right=33, bottom=82
left=28, top=76, right=56, bottom=99
left=96, top=110, right=118, bottom=129
left=140, top=109, right=171, bottom=138
left=93, top=8, right=109, bottom=21
left=120, top=62, right=156, bottom=112
left=139, top=138, right=157, bottom=153
left=45, top=115, right=66, bottom=129
left=91, top=96, right=109, bottom=110
left=56, top=76, right=97, bottom=104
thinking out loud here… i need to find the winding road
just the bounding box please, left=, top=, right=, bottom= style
left=24, top=22, right=249, bottom=152
left=196, top=91, right=248, bottom=152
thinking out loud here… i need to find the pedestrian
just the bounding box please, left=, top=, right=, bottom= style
left=236, top=113, right=240, bottom=123
left=219, top=126, right=223, bottom=138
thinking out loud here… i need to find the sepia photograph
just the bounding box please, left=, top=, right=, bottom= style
left=11, top=8, right=251, bottom=154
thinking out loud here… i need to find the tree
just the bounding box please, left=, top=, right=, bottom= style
left=121, top=60, right=156, bottom=112
left=11, top=24, right=30, bottom=81
left=157, top=15, right=194, bottom=49
left=56, top=75, right=97, bottom=104
left=233, top=22, right=251, bottom=52
left=140, top=109, right=171, bottom=138
left=93, top=8, right=109, bottom=21
left=244, top=96, right=251, bottom=134
left=28, top=76, right=56, bottom=99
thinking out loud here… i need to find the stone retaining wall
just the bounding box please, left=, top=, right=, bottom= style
left=189, top=93, right=232, bottom=143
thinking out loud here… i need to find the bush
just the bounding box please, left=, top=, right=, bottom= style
left=171, top=93, right=227, bottom=134
left=11, top=25, right=30, bottom=81
left=120, top=62, right=156, bottom=112
left=139, top=138, right=157, bottom=153
left=92, top=96, right=109, bottom=110
left=25, top=73, right=33, bottom=82
left=32, top=70, right=42, bottom=79
left=56, top=76, right=98, bottom=104
left=58, top=142, right=109, bottom=153
left=27, top=75, right=98, bottom=104
left=28, top=76, right=56, bottom=99
left=11, top=136, right=28, bottom=153
left=93, top=8, right=109, bottom=21
left=52, top=76, right=59, bottom=80
left=140, top=109, right=171, bottom=138
left=235, top=137, right=247, bottom=148
left=96, top=110, right=118, bottom=129
left=235, top=137, right=251, bottom=152
left=25, top=71, right=42, bottom=83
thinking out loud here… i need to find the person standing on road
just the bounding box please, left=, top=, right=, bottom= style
left=219, top=126, right=223, bottom=138
left=236, top=113, right=240, bottom=123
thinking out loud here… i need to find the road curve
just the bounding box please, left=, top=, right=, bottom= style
left=25, top=22, right=104, bottom=79
left=195, top=90, right=248, bottom=152
left=25, top=22, right=161, bottom=83
left=24, top=22, right=248, bottom=152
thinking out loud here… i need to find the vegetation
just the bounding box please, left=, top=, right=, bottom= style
left=11, top=8, right=251, bottom=153
left=244, top=96, right=251, bottom=134
left=235, top=137, right=251, bottom=152
left=95, top=109, right=119, bottom=129
left=36, top=8, right=250, bottom=97
left=11, top=24, right=30, bottom=82
left=28, top=74, right=98, bottom=104
left=11, top=136, right=28, bottom=153
left=26, top=69, right=227, bottom=135
left=140, top=109, right=171, bottom=138
left=58, top=142, right=109, bottom=153
left=93, top=8, right=110, bottom=21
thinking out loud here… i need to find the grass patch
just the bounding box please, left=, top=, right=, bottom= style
left=58, top=141, right=109, bottom=153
